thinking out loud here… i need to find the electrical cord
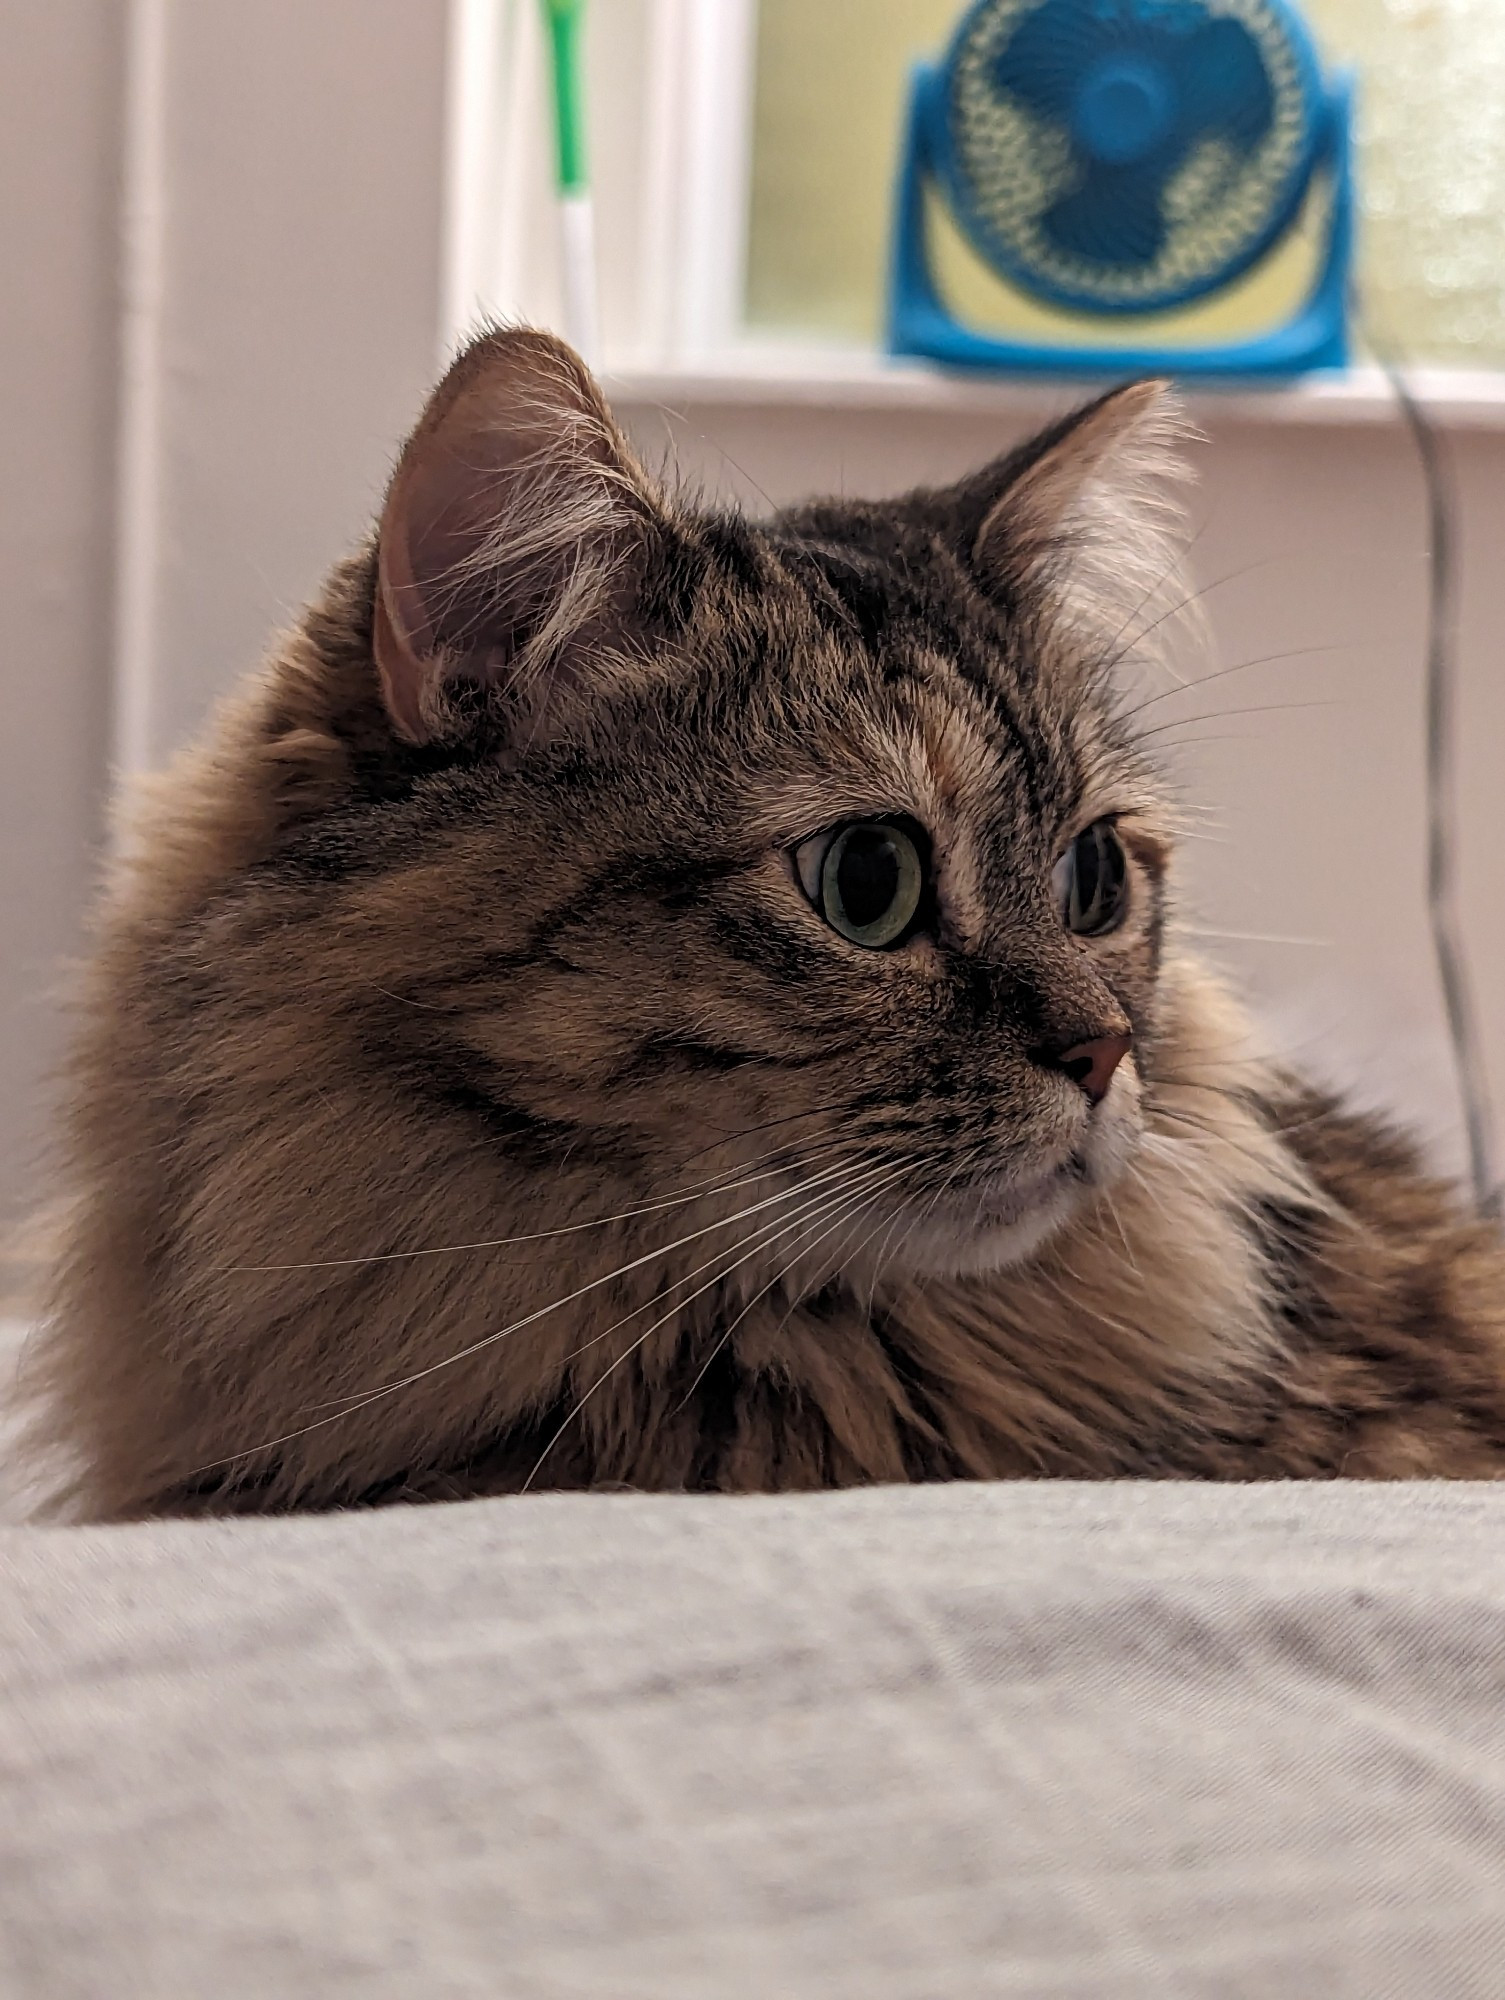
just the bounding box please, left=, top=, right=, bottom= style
left=1368, top=340, right=1500, bottom=1218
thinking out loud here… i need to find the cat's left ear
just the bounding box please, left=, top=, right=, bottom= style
left=968, top=380, right=1193, bottom=618
left=373, top=327, right=663, bottom=746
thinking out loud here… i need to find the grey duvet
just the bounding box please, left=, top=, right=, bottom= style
left=2, top=1481, right=1504, bottom=1998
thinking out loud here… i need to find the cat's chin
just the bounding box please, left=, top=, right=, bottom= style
left=868, top=1075, right=1145, bottom=1281
left=904, top=1178, right=1085, bottom=1279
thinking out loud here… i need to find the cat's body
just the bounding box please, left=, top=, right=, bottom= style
left=22, top=330, right=1505, bottom=1517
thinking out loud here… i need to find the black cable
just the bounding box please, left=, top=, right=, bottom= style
left=1369, top=341, right=1500, bottom=1217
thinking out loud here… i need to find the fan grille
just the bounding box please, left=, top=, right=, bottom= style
left=944, top=0, right=1321, bottom=313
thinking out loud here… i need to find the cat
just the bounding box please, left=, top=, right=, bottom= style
left=19, top=326, right=1505, bottom=1519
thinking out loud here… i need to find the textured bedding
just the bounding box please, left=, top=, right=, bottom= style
left=2, top=1481, right=1504, bottom=1998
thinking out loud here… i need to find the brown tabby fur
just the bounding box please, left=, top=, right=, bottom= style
left=20, top=328, right=1505, bottom=1519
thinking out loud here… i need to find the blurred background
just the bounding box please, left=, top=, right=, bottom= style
left=5, top=0, right=1505, bottom=1292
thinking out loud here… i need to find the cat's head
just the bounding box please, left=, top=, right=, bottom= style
left=348, top=329, right=1186, bottom=1280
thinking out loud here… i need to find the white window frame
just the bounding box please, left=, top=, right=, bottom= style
left=442, top=0, right=758, bottom=369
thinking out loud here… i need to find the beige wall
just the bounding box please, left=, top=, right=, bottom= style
left=0, top=2, right=123, bottom=1272
left=0, top=0, right=452, bottom=1264
left=135, top=0, right=451, bottom=770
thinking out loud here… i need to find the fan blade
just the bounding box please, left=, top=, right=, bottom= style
left=991, top=0, right=1105, bottom=124
left=1173, top=16, right=1275, bottom=152
left=1040, top=159, right=1168, bottom=269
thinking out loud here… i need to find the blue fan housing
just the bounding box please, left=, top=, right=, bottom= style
left=888, top=0, right=1352, bottom=376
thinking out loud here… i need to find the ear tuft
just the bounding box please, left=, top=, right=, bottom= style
left=973, top=381, right=1199, bottom=678
left=374, top=327, right=656, bottom=746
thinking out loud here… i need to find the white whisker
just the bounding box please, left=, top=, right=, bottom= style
left=863, top=1155, right=970, bottom=1312
left=547, top=1156, right=910, bottom=1378
left=1182, top=926, right=1327, bottom=948
left=186, top=1152, right=893, bottom=1480
left=667, top=1179, right=889, bottom=1422
left=524, top=1160, right=921, bottom=1489
left=1115, top=644, right=1343, bottom=727
left=220, top=1135, right=855, bottom=1275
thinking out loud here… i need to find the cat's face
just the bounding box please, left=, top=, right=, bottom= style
left=346, top=333, right=1184, bottom=1285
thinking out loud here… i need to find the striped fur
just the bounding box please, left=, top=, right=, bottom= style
left=19, top=329, right=1505, bottom=1517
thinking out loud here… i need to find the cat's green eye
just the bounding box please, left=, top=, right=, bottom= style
left=795, top=820, right=925, bottom=950
left=1054, top=820, right=1129, bottom=938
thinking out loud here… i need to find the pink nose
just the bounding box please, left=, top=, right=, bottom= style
left=1053, top=1032, right=1132, bottom=1106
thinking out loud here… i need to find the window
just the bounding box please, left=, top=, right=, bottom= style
left=449, top=0, right=1505, bottom=371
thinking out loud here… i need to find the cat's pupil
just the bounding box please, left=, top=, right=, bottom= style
left=1065, top=821, right=1128, bottom=936
left=1076, top=829, right=1102, bottom=914
left=836, top=828, right=901, bottom=930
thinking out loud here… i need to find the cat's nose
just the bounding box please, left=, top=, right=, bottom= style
left=1043, top=1031, right=1132, bottom=1106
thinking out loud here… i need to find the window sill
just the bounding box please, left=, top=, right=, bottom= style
left=605, top=347, right=1505, bottom=432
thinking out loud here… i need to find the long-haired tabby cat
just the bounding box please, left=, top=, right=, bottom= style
left=21, top=327, right=1505, bottom=1517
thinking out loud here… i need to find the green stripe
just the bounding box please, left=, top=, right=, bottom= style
left=541, top=0, right=587, bottom=193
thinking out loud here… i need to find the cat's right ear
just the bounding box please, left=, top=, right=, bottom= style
left=373, top=327, right=659, bottom=746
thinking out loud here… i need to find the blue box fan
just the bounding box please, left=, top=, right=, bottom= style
left=887, top=0, right=1353, bottom=376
